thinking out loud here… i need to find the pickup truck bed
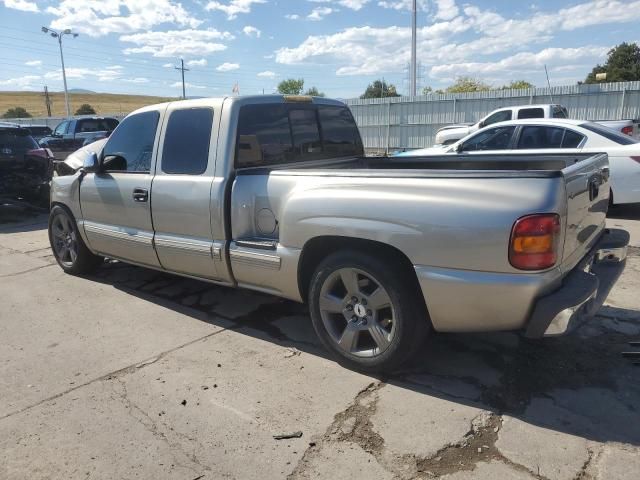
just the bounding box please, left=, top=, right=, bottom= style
left=49, top=95, right=628, bottom=372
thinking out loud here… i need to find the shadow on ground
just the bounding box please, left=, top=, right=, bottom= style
left=81, top=254, right=640, bottom=450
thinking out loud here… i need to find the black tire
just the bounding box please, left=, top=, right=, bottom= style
left=309, top=250, right=430, bottom=372
left=48, top=205, right=103, bottom=275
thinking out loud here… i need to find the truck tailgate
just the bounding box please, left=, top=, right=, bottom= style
left=561, top=152, right=610, bottom=273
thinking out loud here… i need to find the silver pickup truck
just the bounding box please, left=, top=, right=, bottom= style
left=48, top=95, right=629, bottom=372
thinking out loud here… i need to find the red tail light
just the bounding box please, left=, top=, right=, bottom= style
left=621, top=126, right=633, bottom=136
left=27, top=148, right=53, bottom=159
left=631, top=156, right=640, bottom=164
left=509, top=214, right=561, bottom=270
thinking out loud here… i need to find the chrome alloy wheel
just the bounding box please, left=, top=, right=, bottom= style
left=318, top=267, right=396, bottom=358
left=51, top=213, right=78, bottom=267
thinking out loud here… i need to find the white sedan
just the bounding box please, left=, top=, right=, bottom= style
left=396, top=119, right=640, bottom=205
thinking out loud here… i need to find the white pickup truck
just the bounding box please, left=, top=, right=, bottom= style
left=49, top=95, right=629, bottom=372
left=435, top=104, right=638, bottom=145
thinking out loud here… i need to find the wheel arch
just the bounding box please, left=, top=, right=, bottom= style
left=297, top=235, right=428, bottom=315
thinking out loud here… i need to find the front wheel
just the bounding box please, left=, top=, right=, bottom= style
left=48, top=205, right=103, bottom=274
left=309, top=250, right=429, bottom=372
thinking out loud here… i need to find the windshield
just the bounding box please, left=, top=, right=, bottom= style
left=580, top=122, right=639, bottom=145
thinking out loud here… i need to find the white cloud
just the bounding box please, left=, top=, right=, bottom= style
left=25, top=60, right=42, bottom=67
left=163, top=63, right=174, bottom=68
left=121, top=29, right=233, bottom=57
left=285, top=14, right=300, bottom=19
left=205, top=0, right=266, bottom=20
left=216, top=62, right=240, bottom=71
left=46, top=0, right=202, bottom=37
left=276, top=18, right=470, bottom=75
left=43, top=66, right=124, bottom=83
left=3, top=0, right=38, bottom=12
left=0, top=74, right=41, bottom=89
left=434, top=0, right=458, bottom=20
left=429, top=46, right=609, bottom=79
left=187, top=58, right=208, bottom=67
left=308, top=6, right=334, bottom=21
left=171, top=81, right=206, bottom=89
left=308, top=0, right=369, bottom=10
left=257, top=70, right=276, bottom=78
left=378, top=0, right=428, bottom=11
left=122, top=77, right=150, bottom=83
left=242, top=25, right=261, bottom=38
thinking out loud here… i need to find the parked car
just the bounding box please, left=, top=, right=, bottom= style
left=397, top=118, right=640, bottom=205
left=25, top=125, right=53, bottom=142
left=0, top=122, right=54, bottom=206
left=435, top=104, right=569, bottom=145
left=48, top=96, right=628, bottom=372
left=435, top=104, right=638, bottom=145
left=39, top=116, right=119, bottom=160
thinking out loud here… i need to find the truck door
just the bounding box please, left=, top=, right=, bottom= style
left=79, top=109, right=162, bottom=267
left=150, top=104, right=224, bottom=280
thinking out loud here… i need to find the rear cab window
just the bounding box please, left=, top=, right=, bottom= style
left=235, top=103, right=363, bottom=168
left=517, top=108, right=545, bottom=119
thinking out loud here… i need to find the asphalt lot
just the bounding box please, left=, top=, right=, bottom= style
left=1, top=203, right=639, bottom=480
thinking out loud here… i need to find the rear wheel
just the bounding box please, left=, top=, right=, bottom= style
left=48, top=205, right=103, bottom=274
left=309, top=250, right=429, bottom=372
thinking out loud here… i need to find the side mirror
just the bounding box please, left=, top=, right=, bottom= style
left=455, top=142, right=464, bottom=153
left=82, top=152, right=99, bottom=173
left=478, top=121, right=485, bottom=129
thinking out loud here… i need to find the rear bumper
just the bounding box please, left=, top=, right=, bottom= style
left=524, top=228, right=629, bottom=338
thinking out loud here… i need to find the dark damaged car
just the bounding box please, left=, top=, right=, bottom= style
left=0, top=123, right=55, bottom=207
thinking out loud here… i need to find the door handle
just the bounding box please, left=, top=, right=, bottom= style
left=133, top=188, right=149, bottom=202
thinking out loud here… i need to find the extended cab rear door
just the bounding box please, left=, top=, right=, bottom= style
left=150, top=100, right=226, bottom=280
left=80, top=108, right=163, bottom=267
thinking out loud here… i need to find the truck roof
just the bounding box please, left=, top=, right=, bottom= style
left=127, top=95, right=348, bottom=117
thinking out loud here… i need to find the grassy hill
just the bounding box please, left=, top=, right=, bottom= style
left=0, top=91, right=177, bottom=118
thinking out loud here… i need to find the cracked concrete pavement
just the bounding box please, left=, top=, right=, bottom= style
left=1, top=205, right=639, bottom=479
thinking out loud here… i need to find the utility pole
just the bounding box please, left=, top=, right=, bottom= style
left=42, top=27, right=78, bottom=118
left=175, top=59, right=189, bottom=99
left=410, top=0, right=417, bottom=97
left=43, top=85, right=52, bottom=117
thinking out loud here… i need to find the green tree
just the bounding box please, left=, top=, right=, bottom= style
left=585, top=42, right=640, bottom=83
left=277, top=78, right=305, bottom=95
left=502, top=80, right=535, bottom=90
left=422, top=86, right=433, bottom=95
left=360, top=79, right=401, bottom=99
left=445, top=76, right=491, bottom=93
left=2, top=107, right=32, bottom=118
left=75, top=103, right=96, bottom=115
left=304, top=86, right=325, bottom=97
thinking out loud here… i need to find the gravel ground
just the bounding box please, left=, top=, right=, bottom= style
left=1, top=204, right=639, bottom=480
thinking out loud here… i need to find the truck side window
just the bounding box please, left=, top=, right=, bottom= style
left=517, top=108, right=544, bottom=119
left=162, top=108, right=213, bottom=175
left=553, top=106, right=568, bottom=118
left=236, top=104, right=293, bottom=167
left=53, top=121, right=68, bottom=136
left=462, top=126, right=515, bottom=151
left=101, top=111, right=159, bottom=173
left=483, top=110, right=512, bottom=127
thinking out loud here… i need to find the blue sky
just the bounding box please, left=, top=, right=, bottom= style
left=1, top=0, right=639, bottom=99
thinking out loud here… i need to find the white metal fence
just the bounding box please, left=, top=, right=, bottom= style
left=345, top=81, right=640, bottom=153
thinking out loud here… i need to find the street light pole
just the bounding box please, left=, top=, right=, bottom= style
left=42, top=27, right=78, bottom=118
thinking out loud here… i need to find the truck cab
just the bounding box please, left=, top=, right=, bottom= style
left=40, top=117, right=119, bottom=160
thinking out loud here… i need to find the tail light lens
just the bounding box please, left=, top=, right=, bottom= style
left=26, top=148, right=53, bottom=159
left=621, top=126, right=633, bottom=136
left=509, top=214, right=561, bottom=270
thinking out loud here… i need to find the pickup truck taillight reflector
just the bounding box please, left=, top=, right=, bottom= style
left=509, top=214, right=561, bottom=270
left=621, top=126, right=634, bottom=136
